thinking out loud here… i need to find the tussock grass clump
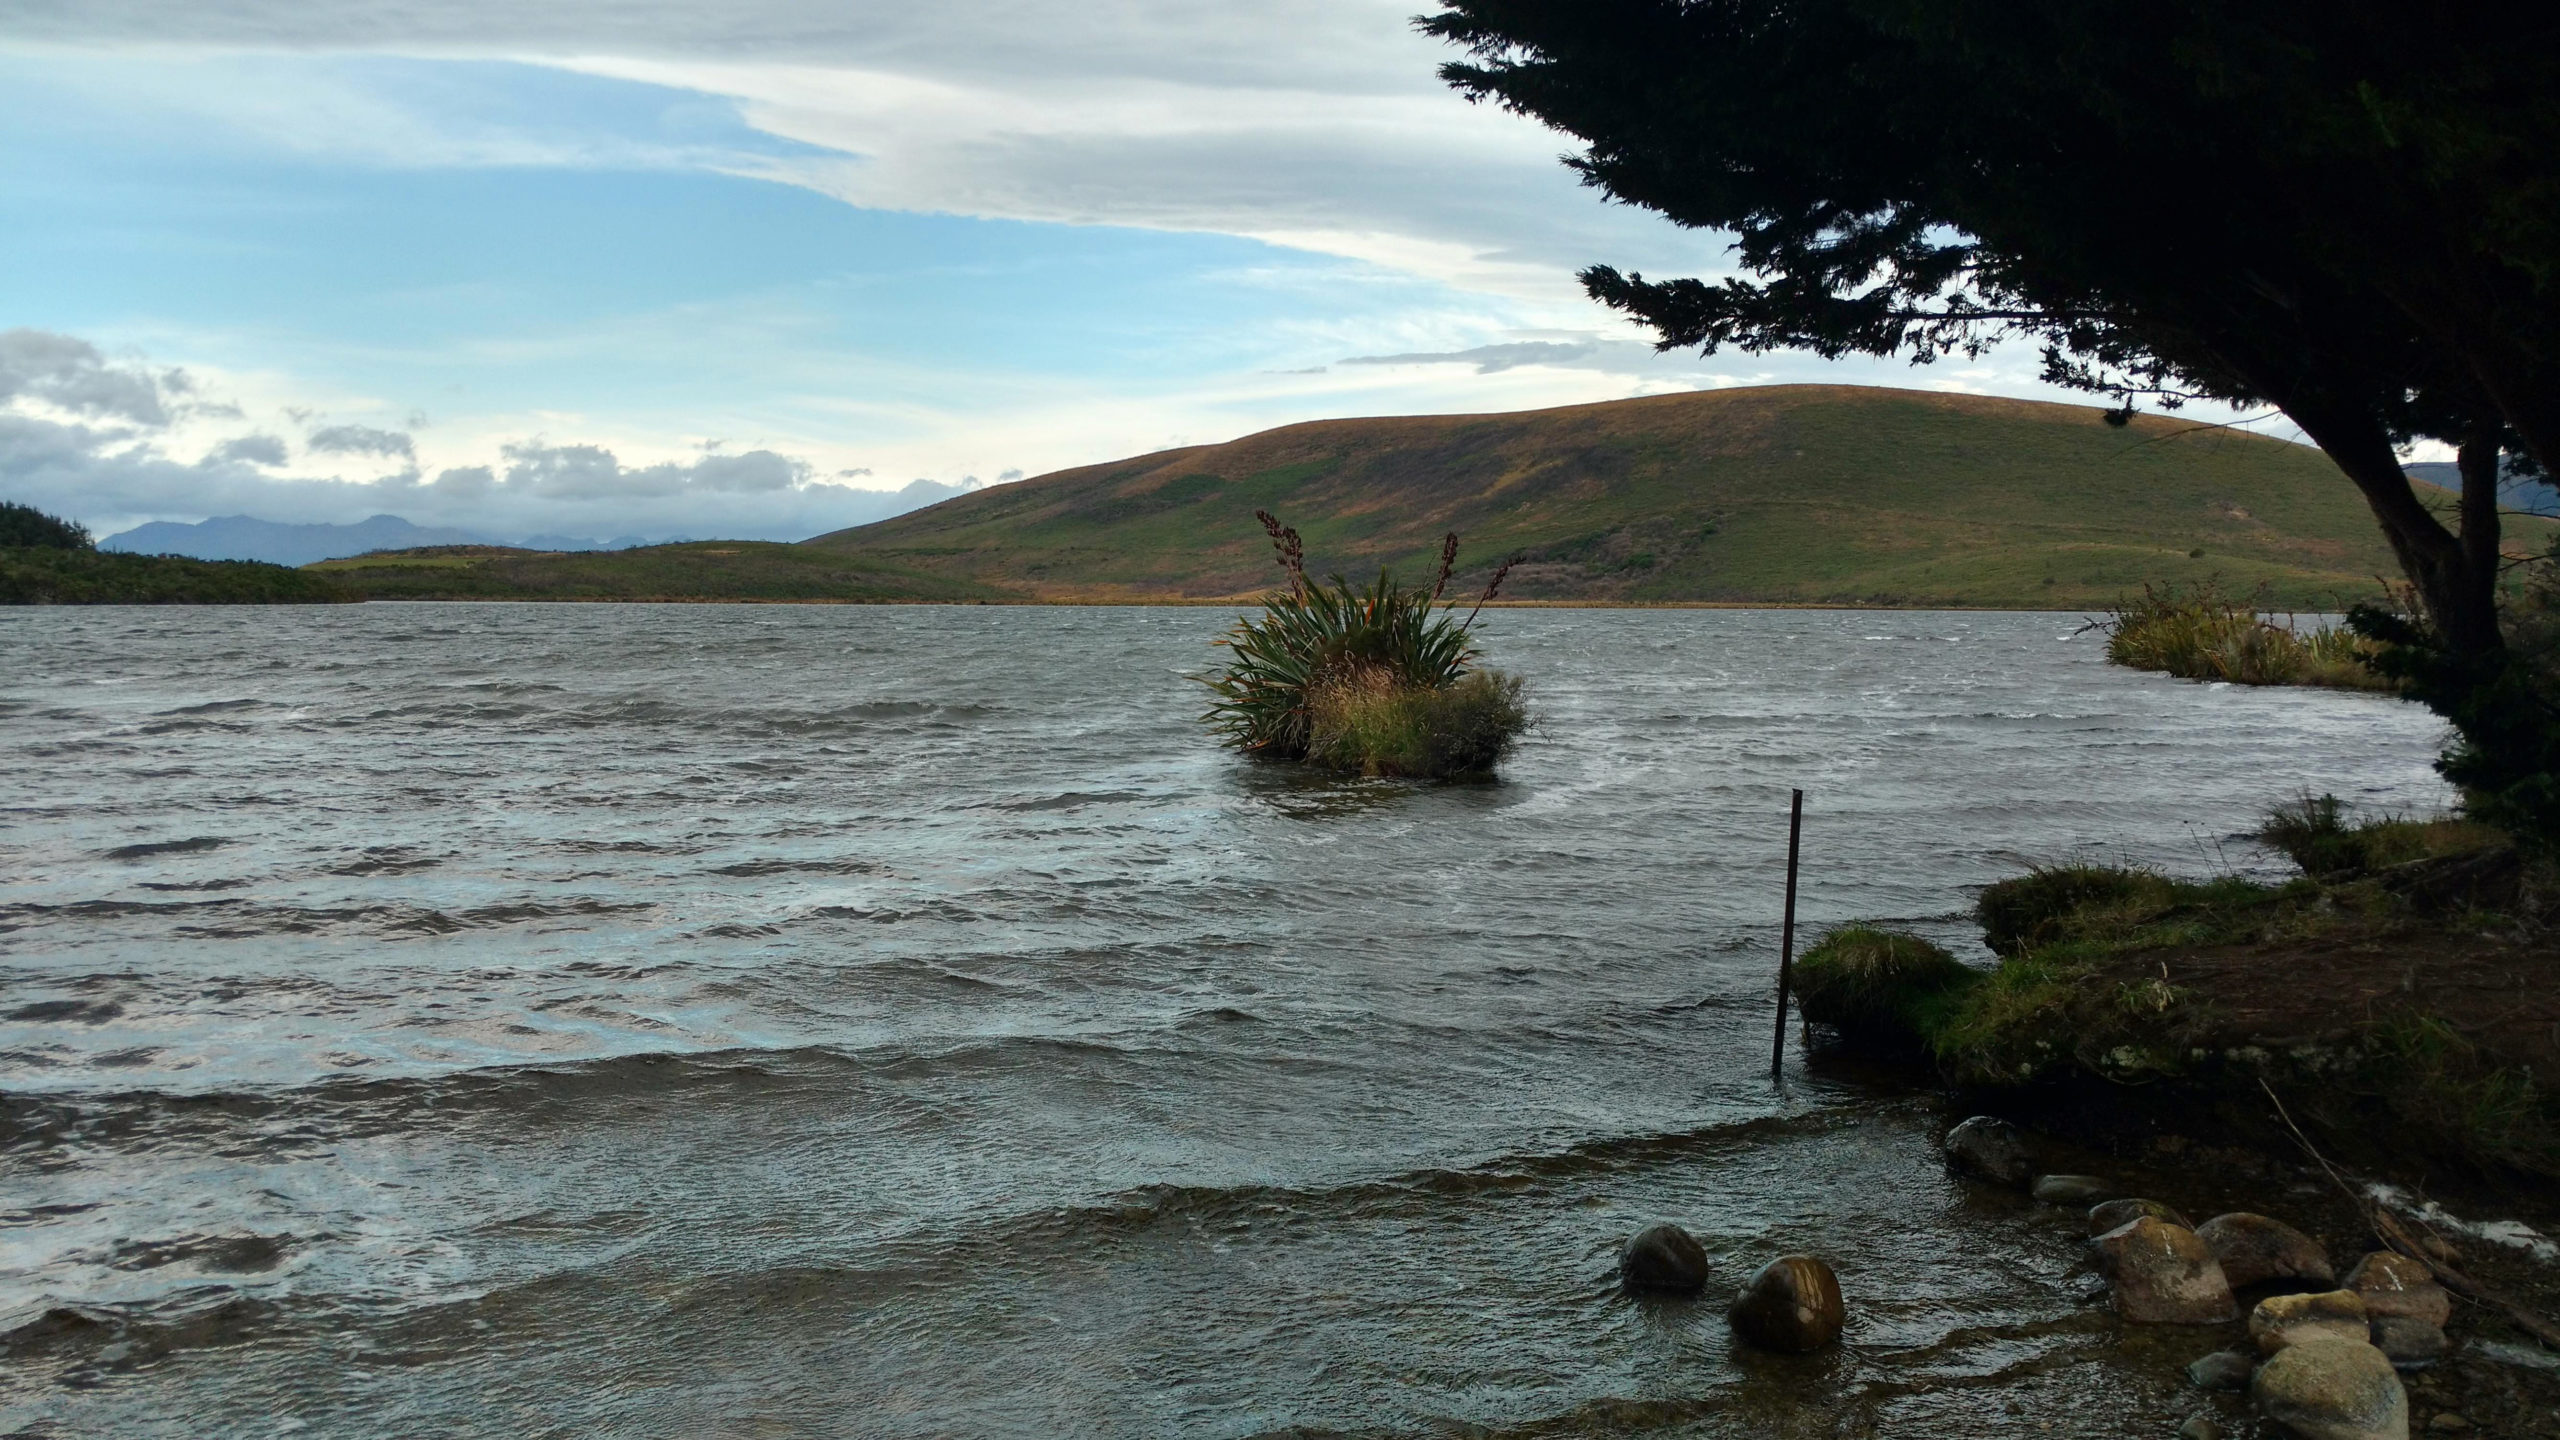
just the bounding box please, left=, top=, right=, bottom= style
left=2102, top=583, right=2390, bottom=690
left=1792, top=926, right=1981, bottom=1052
left=2260, top=792, right=2508, bottom=879
left=1978, top=865, right=2179, bottom=957
left=1204, top=514, right=1530, bottom=778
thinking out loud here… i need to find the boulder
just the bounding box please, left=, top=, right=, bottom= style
left=1944, top=1116, right=2033, bottom=1187
left=2250, top=1336, right=2408, bottom=1440
left=2091, top=1198, right=2192, bottom=1237
left=1726, top=1255, right=1846, bottom=1353
left=1619, top=1224, right=1712, bottom=1294
left=2097, top=1216, right=2238, bottom=1324
left=2343, top=1252, right=2451, bottom=1327
left=2187, top=1349, right=2256, bottom=1391
left=2368, top=1316, right=2448, bottom=1370
left=2032, top=1174, right=2114, bottom=1205
left=2198, top=1213, right=2335, bottom=1291
left=2250, top=1290, right=2369, bottom=1354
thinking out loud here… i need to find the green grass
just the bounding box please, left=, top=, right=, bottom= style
left=2259, top=793, right=2508, bottom=878
left=1791, top=926, right=1982, bottom=1051
left=1304, top=668, right=1529, bottom=777
left=307, top=542, right=1008, bottom=602
left=804, top=384, right=2555, bottom=607
left=2, top=547, right=352, bottom=604
left=2101, top=583, right=2392, bottom=689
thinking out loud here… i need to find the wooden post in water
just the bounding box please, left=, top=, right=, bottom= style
left=1771, top=789, right=1804, bottom=1081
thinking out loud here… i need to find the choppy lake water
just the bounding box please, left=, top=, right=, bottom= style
left=0, top=605, right=2456, bottom=1437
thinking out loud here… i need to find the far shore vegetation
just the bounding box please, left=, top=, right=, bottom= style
left=1, top=501, right=350, bottom=605
left=1203, top=513, right=1530, bottom=779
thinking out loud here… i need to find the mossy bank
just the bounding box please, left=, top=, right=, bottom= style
left=1797, top=811, right=2560, bottom=1186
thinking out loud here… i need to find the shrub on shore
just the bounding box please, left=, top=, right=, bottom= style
left=2259, top=793, right=2508, bottom=879
left=1792, top=926, right=1981, bottom=1051
left=1203, top=514, right=1530, bottom=777
left=2102, top=583, right=2389, bottom=690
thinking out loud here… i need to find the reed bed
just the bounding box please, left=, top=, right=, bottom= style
left=2100, top=583, right=2391, bottom=690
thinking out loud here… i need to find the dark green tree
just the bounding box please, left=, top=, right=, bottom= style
left=1423, top=0, right=2560, bottom=661
left=0, top=501, right=93, bottom=550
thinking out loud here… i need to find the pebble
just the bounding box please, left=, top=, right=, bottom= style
left=2031, top=1174, right=2114, bottom=1205
left=2097, top=1216, right=2239, bottom=1324
left=1725, top=1254, right=1846, bottom=1352
left=2187, top=1349, right=2255, bottom=1391
left=1944, top=1116, right=2034, bottom=1187
left=2250, top=1290, right=2369, bottom=1354
left=2178, top=1412, right=2222, bottom=1440
left=1618, top=1223, right=1711, bottom=1294
left=2250, top=1336, right=2409, bottom=1440
left=2344, top=1252, right=2452, bottom=1327
left=2369, top=1315, right=2449, bottom=1370
left=2197, top=1212, right=2335, bottom=1291
left=2425, top=1414, right=2470, bottom=1432
left=2092, top=1198, right=2192, bottom=1237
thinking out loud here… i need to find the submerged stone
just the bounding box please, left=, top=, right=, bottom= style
left=2188, top=1349, right=2256, bottom=1391
left=2092, top=1198, right=2191, bottom=1237
left=2097, top=1216, right=2238, bottom=1324
left=2250, top=1336, right=2409, bottom=1440
left=2032, top=1173, right=2114, bottom=1205
left=2250, top=1290, right=2369, bottom=1355
left=1726, top=1254, right=1846, bottom=1353
left=2343, top=1252, right=2451, bottom=1327
left=2199, top=1213, right=2335, bottom=1291
left=2179, top=1413, right=2223, bottom=1440
left=1944, top=1115, right=2033, bottom=1187
left=1619, top=1223, right=1711, bottom=1294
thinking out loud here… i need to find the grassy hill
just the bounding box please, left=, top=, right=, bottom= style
left=2, top=547, right=352, bottom=604
left=307, top=541, right=1008, bottom=603
left=807, top=384, right=2549, bottom=609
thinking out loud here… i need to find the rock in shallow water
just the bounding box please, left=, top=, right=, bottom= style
left=2092, top=1198, right=2191, bottom=1237
left=2188, top=1349, right=2256, bottom=1391
left=1726, top=1255, right=1845, bottom=1352
left=2032, top=1173, right=2114, bottom=1205
left=1944, top=1116, right=2033, bottom=1187
left=2369, top=1315, right=2448, bottom=1370
left=2199, top=1213, right=2335, bottom=1291
left=2344, top=1252, right=2451, bottom=1327
left=2251, top=1336, right=2409, bottom=1440
left=1619, top=1224, right=1711, bottom=1294
left=2251, top=1290, right=2369, bottom=1354
left=2179, top=1413, right=2223, bottom=1440
left=2098, top=1216, right=2238, bottom=1324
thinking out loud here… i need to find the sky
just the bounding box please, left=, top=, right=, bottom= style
left=0, top=0, right=2298, bottom=543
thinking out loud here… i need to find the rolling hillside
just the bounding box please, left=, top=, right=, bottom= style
left=808, top=384, right=2544, bottom=608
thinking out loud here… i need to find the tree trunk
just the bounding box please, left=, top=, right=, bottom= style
left=2278, top=394, right=2505, bottom=658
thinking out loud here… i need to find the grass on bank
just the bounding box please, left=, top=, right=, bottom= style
left=1799, top=802, right=2555, bottom=1177
left=2101, top=583, right=2391, bottom=689
left=1202, top=514, right=1531, bottom=778
left=306, top=542, right=1009, bottom=603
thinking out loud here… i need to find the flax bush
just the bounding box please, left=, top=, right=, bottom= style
left=1202, top=514, right=1531, bottom=777
left=2102, top=583, right=2389, bottom=690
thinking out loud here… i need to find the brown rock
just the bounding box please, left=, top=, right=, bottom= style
left=2198, top=1213, right=2335, bottom=1291
left=1726, top=1254, right=1845, bottom=1353
left=2343, top=1252, right=2451, bottom=1327
left=1619, top=1223, right=1711, bottom=1294
left=2031, top=1173, right=2113, bottom=1205
left=2250, top=1290, right=2369, bottom=1354
left=2091, top=1198, right=2192, bottom=1237
left=1944, top=1116, right=2033, bottom=1187
left=2097, top=1217, right=2238, bottom=1324
left=2250, top=1336, right=2409, bottom=1440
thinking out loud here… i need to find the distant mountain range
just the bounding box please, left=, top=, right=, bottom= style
left=99, top=515, right=641, bottom=567
left=2403, top=461, right=2560, bottom=517
left=97, top=479, right=988, bottom=567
